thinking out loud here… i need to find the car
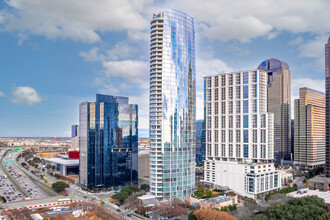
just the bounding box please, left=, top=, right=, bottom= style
left=116, top=209, right=121, bottom=212
left=127, top=214, right=131, bottom=217
left=83, top=195, right=87, bottom=198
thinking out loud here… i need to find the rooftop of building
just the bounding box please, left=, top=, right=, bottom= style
left=257, top=58, right=289, bottom=71
left=309, top=176, right=330, bottom=183
left=44, top=157, right=79, bottom=166
left=287, top=188, right=330, bottom=204
left=300, top=87, right=325, bottom=95
left=204, top=69, right=265, bottom=78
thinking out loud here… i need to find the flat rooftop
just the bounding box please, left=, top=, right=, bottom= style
left=44, top=157, right=79, bottom=166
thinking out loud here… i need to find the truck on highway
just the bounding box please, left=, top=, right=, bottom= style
left=3, top=175, right=7, bottom=179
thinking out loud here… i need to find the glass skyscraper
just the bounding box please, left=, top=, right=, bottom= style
left=71, top=125, right=78, bottom=138
left=79, top=94, right=138, bottom=189
left=325, top=37, right=330, bottom=177
left=149, top=9, right=196, bottom=199
left=196, top=120, right=205, bottom=165
left=257, top=59, right=291, bottom=162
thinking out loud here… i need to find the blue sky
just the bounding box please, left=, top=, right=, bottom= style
left=0, top=0, right=329, bottom=137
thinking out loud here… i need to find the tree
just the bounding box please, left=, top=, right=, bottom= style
left=193, top=209, right=237, bottom=220
left=52, top=181, right=69, bottom=192
left=21, top=162, right=27, bottom=167
left=140, top=184, right=150, bottom=192
left=112, top=185, right=138, bottom=201
left=52, top=165, right=56, bottom=170
left=46, top=164, right=51, bottom=170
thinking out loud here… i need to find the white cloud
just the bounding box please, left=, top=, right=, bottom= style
left=0, top=91, right=5, bottom=97
left=10, top=86, right=43, bottom=105
left=107, top=42, right=136, bottom=60
left=298, top=35, right=329, bottom=58
left=79, top=47, right=104, bottom=62
left=2, top=0, right=152, bottom=43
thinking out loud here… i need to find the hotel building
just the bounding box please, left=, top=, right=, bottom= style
left=203, top=70, right=280, bottom=199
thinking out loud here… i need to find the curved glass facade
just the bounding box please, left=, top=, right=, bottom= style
left=149, top=9, right=196, bottom=199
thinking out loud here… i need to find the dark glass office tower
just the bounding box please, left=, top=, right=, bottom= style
left=196, top=120, right=205, bottom=165
left=71, top=125, right=78, bottom=138
left=258, top=58, right=291, bottom=162
left=325, top=37, right=330, bottom=177
left=79, top=94, right=138, bottom=189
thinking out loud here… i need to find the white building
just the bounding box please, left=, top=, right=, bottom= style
left=203, top=70, right=281, bottom=199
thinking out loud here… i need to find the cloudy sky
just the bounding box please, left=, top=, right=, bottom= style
left=0, top=0, right=329, bottom=137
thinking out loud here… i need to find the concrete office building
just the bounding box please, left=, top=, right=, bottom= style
left=203, top=70, right=280, bottom=199
left=149, top=10, right=196, bottom=199
left=79, top=94, right=138, bottom=189
left=258, top=59, right=291, bottom=161
left=138, top=149, right=150, bottom=185
left=294, top=88, right=325, bottom=170
left=325, top=37, right=330, bottom=177
left=196, top=120, right=205, bottom=165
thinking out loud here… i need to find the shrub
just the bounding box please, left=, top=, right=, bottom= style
left=52, top=181, right=69, bottom=192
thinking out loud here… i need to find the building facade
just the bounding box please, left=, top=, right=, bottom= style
left=196, top=120, right=205, bottom=165
left=203, top=70, right=280, bottom=199
left=79, top=94, right=138, bottom=189
left=294, top=88, right=325, bottom=169
left=257, top=59, right=291, bottom=161
left=326, top=37, right=330, bottom=177
left=149, top=10, right=196, bottom=199
left=71, top=125, right=78, bottom=138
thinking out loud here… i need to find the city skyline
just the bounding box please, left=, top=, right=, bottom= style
left=0, top=1, right=329, bottom=137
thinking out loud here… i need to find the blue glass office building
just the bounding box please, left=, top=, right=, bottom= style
left=149, top=10, right=196, bottom=199
left=196, top=120, right=205, bottom=165
left=79, top=94, right=138, bottom=188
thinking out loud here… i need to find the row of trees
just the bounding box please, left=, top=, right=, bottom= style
left=265, top=184, right=298, bottom=200
left=252, top=196, right=329, bottom=220
left=52, top=181, right=69, bottom=192
left=304, top=167, right=324, bottom=183
left=112, top=185, right=138, bottom=201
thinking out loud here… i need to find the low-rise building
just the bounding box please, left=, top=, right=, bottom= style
left=44, top=157, right=79, bottom=176
left=287, top=188, right=330, bottom=204
left=280, top=170, right=293, bottom=186
left=138, top=194, right=158, bottom=208
left=306, top=176, right=330, bottom=191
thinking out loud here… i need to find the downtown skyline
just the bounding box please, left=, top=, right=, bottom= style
left=0, top=0, right=329, bottom=137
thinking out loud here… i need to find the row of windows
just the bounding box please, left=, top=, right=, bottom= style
left=205, top=129, right=267, bottom=143
left=205, top=114, right=267, bottom=129
left=205, top=84, right=258, bottom=102
left=206, top=144, right=268, bottom=158
left=204, top=72, right=259, bottom=89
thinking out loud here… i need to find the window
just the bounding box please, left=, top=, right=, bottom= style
left=229, top=87, right=233, bottom=99
left=207, top=144, right=211, bottom=156
left=236, top=101, right=241, bottom=113
left=206, top=89, right=211, bottom=101
left=243, top=85, right=249, bottom=98
left=221, top=75, right=226, bottom=86
left=260, top=114, right=266, bottom=128
left=215, top=76, right=219, bottom=87
left=252, top=71, right=257, bottom=83
left=214, top=103, right=218, bottom=115
left=236, top=73, right=241, bottom=84
left=214, top=130, right=218, bottom=142
left=221, top=116, right=226, bottom=128
left=252, top=84, right=257, bottom=98
left=215, top=116, right=218, bottom=129
left=244, top=144, right=249, bottom=158
left=221, top=130, right=226, bottom=142
left=229, top=130, right=233, bottom=143
left=243, top=72, right=249, bottom=84
left=236, top=144, right=241, bottom=157
left=243, top=115, right=249, bottom=128
left=236, top=115, right=241, bottom=128
left=236, top=86, right=241, bottom=99
left=214, top=144, right=219, bottom=156
left=221, top=144, right=226, bottom=157
left=229, top=75, right=233, bottom=85
left=243, top=100, right=249, bottom=113
left=207, top=116, right=211, bottom=129
left=221, top=88, right=226, bottom=100
left=229, top=116, right=233, bottom=128
left=253, top=130, right=257, bottom=143
left=261, top=129, right=266, bottom=143
left=228, top=101, right=233, bottom=114
left=243, top=130, right=249, bottom=143
left=261, top=145, right=266, bottom=158
left=207, top=130, right=211, bottom=142
left=253, top=145, right=257, bottom=158
left=236, top=130, right=241, bottom=142
left=252, top=115, right=257, bottom=128
left=215, top=88, right=219, bottom=101
left=207, top=103, right=211, bottom=115
left=206, top=77, right=211, bottom=88
left=229, top=144, right=233, bottom=157
left=221, top=102, right=226, bottom=114
left=252, top=99, right=257, bottom=113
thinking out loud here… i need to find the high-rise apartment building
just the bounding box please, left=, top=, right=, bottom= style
left=203, top=70, right=280, bottom=199
left=71, top=125, right=78, bottom=138
left=294, top=87, right=325, bottom=169
left=196, top=120, right=205, bottom=165
left=149, top=10, right=196, bottom=199
left=79, top=94, right=138, bottom=189
left=257, top=59, right=291, bottom=161
left=325, top=37, right=330, bottom=177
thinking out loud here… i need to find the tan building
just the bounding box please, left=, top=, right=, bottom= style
left=294, top=87, right=325, bottom=169
left=138, top=149, right=150, bottom=185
